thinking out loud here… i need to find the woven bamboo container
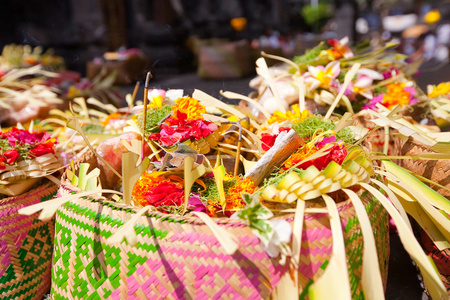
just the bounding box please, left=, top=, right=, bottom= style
left=51, top=152, right=390, bottom=299
left=392, top=135, right=450, bottom=294
left=392, top=136, right=450, bottom=198
left=0, top=181, right=58, bottom=300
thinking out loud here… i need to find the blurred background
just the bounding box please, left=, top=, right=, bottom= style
left=0, top=0, right=448, bottom=90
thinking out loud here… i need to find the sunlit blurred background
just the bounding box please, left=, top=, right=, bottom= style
left=0, top=0, right=448, bottom=85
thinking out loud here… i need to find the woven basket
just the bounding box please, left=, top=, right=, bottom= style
left=0, top=181, right=58, bottom=300
left=392, top=136, right=450, bottom=198
left=392, top=135, right=450, bottom=294
left=51, top=152, right=390, bottom=299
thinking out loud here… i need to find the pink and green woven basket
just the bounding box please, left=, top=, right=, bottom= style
left=0, top=181, right=58, bottom=300
left=50, top=153, right=390, bottom=299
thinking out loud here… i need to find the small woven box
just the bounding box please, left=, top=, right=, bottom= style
left=0, top=181, right=58, bottom=300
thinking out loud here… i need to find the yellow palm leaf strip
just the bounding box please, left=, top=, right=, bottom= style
left=376, top=169, right=450, bottom=249
left=308, top=194, right=352, bottom=299
left=261, top=51, right=301, bottom=72
left=386, top=181, right=450, bottom=250
left=122, top=151, right=150, bottom=205
left=19, top=189, right=122, bottom=221
left=182, top=156, right=206, bottom=215
left=220, top=90, right=271, bottom=119
left=255, top=57, right=286, bottom=113
left=291, top=199, right=305, bottom=292
left=360, top=182, right=447, bottom=299
left=370, top=177, right=412, bottom=231
left=193, top=89, right=261, bottom=130
left=67, top=103, right=122, bottom=180
left=343, top=188, right=384, bottom=300
left=324, top=63, right=360, bottom=120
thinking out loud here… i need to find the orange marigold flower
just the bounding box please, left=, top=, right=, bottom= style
left=428, top=82, right=450, bottom=98
left=282, top=146, right=318, bottom=170
left=172, top=97, right=206, bottom=121
left=382, top=83, right=411, bottom=109
left=224, top=177, right=256, bottom=213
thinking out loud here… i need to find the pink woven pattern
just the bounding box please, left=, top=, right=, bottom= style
left=0, top=185, right=48, bottom=276
left=52, top=183, right=389, bottom=299
left=0, top=182, right=58, bottom=300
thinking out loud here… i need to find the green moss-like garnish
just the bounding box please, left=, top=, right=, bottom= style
left=82, top=124, right=104, bottom=134
left=137, top=105, right=172, bottom=135
left=195, top=176, right=237, bottom=203
left=293, top=43, right=329, bottom=65
left=291, top=115, right=355, bottom=144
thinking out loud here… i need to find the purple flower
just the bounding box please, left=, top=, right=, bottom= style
left=382, top=68, right=399, bottom=80
left=362, top=94, right=383, bottom=111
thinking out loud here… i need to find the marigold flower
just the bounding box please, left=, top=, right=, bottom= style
left=428, top=82, right=450, bottom=98
left=224, top=177, right=256, bottom=215
left=382, top=83, right=416, bottom=109
left=172, top=97, right=206, bottom=121
left=267, top=104, right=309, bottom=125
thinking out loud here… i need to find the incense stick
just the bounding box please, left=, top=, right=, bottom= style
left=141, top=72, right=153, bottom=158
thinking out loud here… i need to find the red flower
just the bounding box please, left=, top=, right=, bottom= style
left=144, top=181, right=184, bottom=207
left=331, top=146, right=347, bottom=165
left=299, top=144, right=347, bottom=170
left=3, top=149, right=19, bottom=164
left=261, top=127, right=291, bottom=151
left=150, top=113, right=217, bottom=147
left=30, top=143, right=55, bottom=157
left=0, top=156, right=5, bottom=170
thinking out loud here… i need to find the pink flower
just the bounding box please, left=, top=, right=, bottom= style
left=362, top=94, right=383, bottom=110
left=352, top=75, right=374, bottom=99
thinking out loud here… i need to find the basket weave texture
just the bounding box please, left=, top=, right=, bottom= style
left=392, top=136, right=450, bottom=198
left=392, top=136, right=450, bottom=294
left=51, top=152, right=390, bottom=299
left=0, top=181, right=58, bottom=300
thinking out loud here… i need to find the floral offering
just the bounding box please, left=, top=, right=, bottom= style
left=0, top=126, right=62, bottom=196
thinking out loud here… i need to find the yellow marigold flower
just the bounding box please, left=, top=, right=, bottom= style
left=267, top=104, right=309, bottom=125
left=428, top=82, right=450, bottom=98
left=172, top=96, right=206, bottom=121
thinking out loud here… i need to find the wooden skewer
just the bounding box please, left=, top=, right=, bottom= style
left=125, top=81, right=140, bottom=120
left=142, top=72, right=153, bottom=158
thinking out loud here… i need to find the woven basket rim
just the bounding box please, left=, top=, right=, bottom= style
left=0, top=179, right=55, bottom=205
left=61, top=150, right=362, bottom=227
